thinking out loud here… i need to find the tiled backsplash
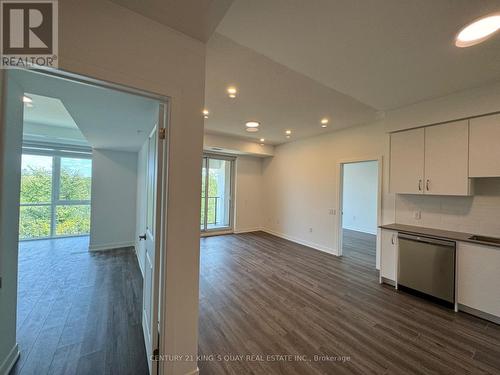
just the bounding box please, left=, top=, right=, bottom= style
left=395, top=178, right=500, bottom=237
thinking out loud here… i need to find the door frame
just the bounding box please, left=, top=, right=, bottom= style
left=5, top=67, right=170, bottom=373
left=200, top=153, right=235, bottom=236
left=335, top=156, right=383, bottom=269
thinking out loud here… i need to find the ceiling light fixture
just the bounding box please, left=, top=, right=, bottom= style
left=246, top=127, right=259, bottom=133
left=286, top=135, right=290, bottom=139
left=227, top=87, right=237, bottom=98
left=23, top=95, right=32, bottom=103
left=202, top=109, right=209, bottom=119
left=245, top=121, right=260, bottom=128
left=455, top=13, right=500, bottom=47
left=285, top=130, right=292, bottom=135
left=260, top=138, right=265, bottom=142
left=321, top=118, right=329, bottom=124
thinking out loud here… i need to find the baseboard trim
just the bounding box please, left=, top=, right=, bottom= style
left=234, top=227, right=262, bottom=234
left=88, top=241, right=135, bottom=252
left=458, top=304, right=500, bottom=325
left=0, top=343, right=20, bottom=375
left=343, top=226, right=377, bottom=235
left=262, top=228, right=338, bottom=256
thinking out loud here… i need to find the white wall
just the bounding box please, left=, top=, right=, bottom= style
left=0, top=1, right=205, bottom=374
left=342, top=161, right=378, bottom=235
left=135, top=141, right=148, bottom=276
left=234, top=156, right=263, bottom=233
left=262, top=120, right=393, bottom=255
left=89, top=149, right=138, bottom=251
left=0, top=71, right=23, bottom=375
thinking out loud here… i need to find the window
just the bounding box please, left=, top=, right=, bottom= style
left=200, top=155, right=234, bottom=232
left=19, top=151, right=92, bottom=240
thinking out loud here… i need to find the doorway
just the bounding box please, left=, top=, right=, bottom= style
left=337, top=158, right=381, bottom=269
left=2, top=68, right=167, bottom=374
left=200, top=154, right=235, bottom=234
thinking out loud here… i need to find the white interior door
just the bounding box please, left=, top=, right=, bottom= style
left=142, top=105, right=165, bottom=375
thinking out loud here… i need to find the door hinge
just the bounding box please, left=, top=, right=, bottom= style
left=159, top=128, right=166, bottom=140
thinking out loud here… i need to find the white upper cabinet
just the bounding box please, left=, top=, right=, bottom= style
left=389, top=121, right=471, bottom=196
left=469, top=114, right=500, bottom=178
left=424, top=120, right=470, bottom=196
left=389, top=128, right=425, bottom=194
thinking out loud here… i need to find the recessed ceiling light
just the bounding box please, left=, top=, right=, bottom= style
left=23, top=95, right=32, bottom=103
left=202, top=109, right=209, bottom=119
left=246, top=127, right=259, bottom=133
left=245, top=121, right=260, bottom=128
left=227, top=87, right=237, bottom=98
left=456, top=13, right=500, bottom=47
left=285, top=130, right=292, bottom=135
left=321, top=118, right=329, bottom=125
left=259, top=138, right=265, bottom=142
left=286, top=135, right=290, bottom=139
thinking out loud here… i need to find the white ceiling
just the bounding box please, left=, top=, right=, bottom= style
left=109, top=0, right=234, bottom=42
left=24, top=94, right=79, bottom=129
left=13, top=70, right=159, bottom=152
left=216, top=0, right=500, bottom=111
left=204, top=34, right=377, bottom=144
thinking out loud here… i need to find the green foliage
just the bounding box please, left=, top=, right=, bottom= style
left=20, top=166, right=52, bottom=203
left=19, top=165, right=92, bottom=240
left=201, top=172, right=218, bottom=226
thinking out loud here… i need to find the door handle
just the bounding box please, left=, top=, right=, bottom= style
left=426, top=179, right=430, bottom=191
left=139, top=234, right=146, bottom=241
left=418, top=179, right=422, bottom=191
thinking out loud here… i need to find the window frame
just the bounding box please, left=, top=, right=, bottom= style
left=19, top=146, right=92, bottom=240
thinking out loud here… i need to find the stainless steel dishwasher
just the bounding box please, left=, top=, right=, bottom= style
left=398, top=233, right=456, bottom=305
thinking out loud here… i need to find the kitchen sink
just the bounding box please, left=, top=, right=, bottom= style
left=468, top=235, right=500, bottom=245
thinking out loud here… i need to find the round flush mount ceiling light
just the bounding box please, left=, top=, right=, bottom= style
left=245, top=121, right=260, bottom=128
left=455, top=13, right=500, bottom=47
left=260, top=138, right=265, bottom=142
left=285, top=130, right=292, bottom=135
left=227, top=87, right=237, bottom=98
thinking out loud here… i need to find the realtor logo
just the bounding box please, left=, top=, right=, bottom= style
left=1, top=0, right=58, bottom=68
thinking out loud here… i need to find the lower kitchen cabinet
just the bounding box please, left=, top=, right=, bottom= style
left=380, top=229, right=398, bottom=284
left=457, top=242, right=500, bottom=320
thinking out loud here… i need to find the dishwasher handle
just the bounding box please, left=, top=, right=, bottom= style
left=398, top=233, right=455, bottom=247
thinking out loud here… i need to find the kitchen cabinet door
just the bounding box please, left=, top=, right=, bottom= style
left=380, top=229, right=398, bottom=284
left=389, top=128, right=425, bottom=194
left=469, top=114, right=500, bottom=177
left=424, top=120, right=471, bottom=196
left=457, top=242, right=500, bottom=319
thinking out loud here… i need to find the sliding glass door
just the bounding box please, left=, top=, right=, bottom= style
left=200, top=155, right=234, bottom=232
left=19, top=151, right=92, bottom=240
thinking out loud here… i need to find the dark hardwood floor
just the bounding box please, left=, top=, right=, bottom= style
left=11, top=236, right=148, bottom=375
left=342, top=229, right=376, bottom=267
left=199, top=231, right=500, bottom=374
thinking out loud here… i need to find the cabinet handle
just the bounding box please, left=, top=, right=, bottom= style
left=391, top=234, right=395, bottom=245
left=426, top=179, right=430, bottom=191
left=418, top=179, right=422, bottom=191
